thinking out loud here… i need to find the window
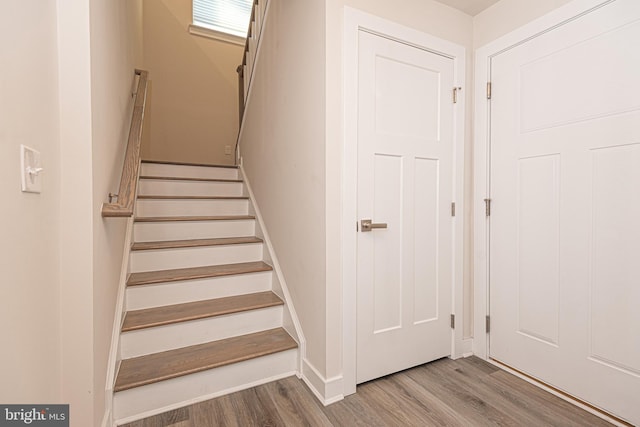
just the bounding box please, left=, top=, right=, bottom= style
left=191, top=0, right=252, bottom=44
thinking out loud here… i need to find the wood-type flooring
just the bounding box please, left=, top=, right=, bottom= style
left=122, top=356, right=614, bottom=427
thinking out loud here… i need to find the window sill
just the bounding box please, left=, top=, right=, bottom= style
left=188, top=24, right=246, bottom=46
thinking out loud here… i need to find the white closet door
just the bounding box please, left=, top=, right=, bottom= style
left=489, top=1, right=640, bottom=424
left=356, top=30, right=455, bottom=383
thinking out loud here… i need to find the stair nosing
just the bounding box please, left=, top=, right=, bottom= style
left=126, top=261, right=273, bottom=287
left=137, top=195, right=249, bottom=200
left=114, top=328, right=297, bottom=392
left=131, top=236, right=263, bottom=251
left=134, top=215, right=255, bottom=222
left=141, top=159, right=239, bottom=169
left=139, top=175, right=243, bottom=183
left=121, top=291, right=283, bottom=332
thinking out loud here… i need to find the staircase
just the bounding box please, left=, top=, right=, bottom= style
left=112, top=160, right=299, bottom=423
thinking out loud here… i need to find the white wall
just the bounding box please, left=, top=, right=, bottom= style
left=325, top=0, right=474, bottom=381
left=0, top=0, right=62, bottom=404
left=238, top=0, right=328, bottom=377
left=141, top=0, right=243, bottom=165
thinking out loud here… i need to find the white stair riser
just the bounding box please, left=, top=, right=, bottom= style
left=129, top=244, right=263, bottom=273
left=126, top=272, right=273, bottom=310
left=113, top=350, right=298, bottom=422
left=134, top=220, right=255, bottom=242
left=120, top=306, right=283, bottom=358
left=141, top=163, right=238, bottom=180
left=138, top=180, right=243, bottom=197
left=136, top=199, right=248, bottom=217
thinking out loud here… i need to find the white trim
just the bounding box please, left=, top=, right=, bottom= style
left=188, top=24, right=246, bottom=46
left=459, top=337, right=473, bottom=358
left=301, top=358, right=344, bottom=406
left=342, top=7, right=467, bottom=396
left=239, top=165, right=306, bottom=374
left=472, top=0, right=616, bottom=360
left=114, top=370, right=296, bottom=426
left=101, top=410, right=111, bottom=427
left=102, top=216, right=135, bottom=427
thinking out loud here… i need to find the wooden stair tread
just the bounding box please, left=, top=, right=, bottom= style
left=131, top=236, right=263, bottom=251
left=141, top=160, right=238, bottom=169
left=114, top=328, right=297, bottom=392
left=127, top=261, right=273, bottom=286
left=134, top=215, right=255, bottom=222
left=139, top=175, right=242, bottom=183
left=122, top=291, right=283, bottom=332
left=137, top=195, right=249, bottom=200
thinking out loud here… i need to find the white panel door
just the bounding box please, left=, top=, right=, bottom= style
left=356, top=30, right=455, bottom=383
left=489, top=1, right=640, bottom=423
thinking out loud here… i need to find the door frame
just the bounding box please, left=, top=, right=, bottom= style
left=342, top=7, right=467, bottom=396
left=472, top=0, right=616, bottom=359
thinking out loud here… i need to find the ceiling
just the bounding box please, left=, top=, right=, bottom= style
left=433, top=0, right=501, bottom=16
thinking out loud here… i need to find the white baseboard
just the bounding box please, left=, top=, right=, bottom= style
left=460, top=338, right=473, bottom=358
left=239, top=165, right=306, bottom=372
left=101, top=407, right=112, bottom=427
left=301, top=358, right=344, bottom=406
left=103, top=216, right=135, bottom=427
left=450, top=337, right=473, bottom=360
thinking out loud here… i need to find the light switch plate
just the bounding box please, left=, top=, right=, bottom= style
left=21, top=145, right=43, bottom=193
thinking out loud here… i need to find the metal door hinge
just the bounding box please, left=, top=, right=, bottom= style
left=484, top=198, right=492, bottom=217
left=486, top=315, right=491, bottom=333
left=453, top=86, right=462, bottom=104
left=451, top=202, right=456, bottom=217
left=450, top=314, right=455, bottom=329
left=487, top=82, right=492, bottom=100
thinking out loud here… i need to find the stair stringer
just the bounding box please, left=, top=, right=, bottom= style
left=239, top=165, right=306, bottom=375
left=102, top=215, right=135, bottom=427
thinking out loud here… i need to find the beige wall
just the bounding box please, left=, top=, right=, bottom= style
left=325, top=0, right=474, bottom=379
left=473, top=0, right=573, bottom=47
left=0, top=0, right=62, bottom=404
left=141, top=0, right=243, bottom=165
left=239, top=0, right=329, bottom=376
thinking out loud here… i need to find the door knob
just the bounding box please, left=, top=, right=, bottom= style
left=360, top=219, right=388, bottom=232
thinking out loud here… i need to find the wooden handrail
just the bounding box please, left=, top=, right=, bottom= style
left=236, top=65, right=245, bottom=122
left=102, top=69, right=149, bottom=217
left=236, top=0, right=267, bottom=161
left=236, top=0, right=257, bottom=126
